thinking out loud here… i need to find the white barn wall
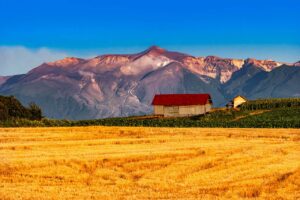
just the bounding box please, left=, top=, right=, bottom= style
left=154, top=104, right=212, bottom=117
left=154, top=105, right=164, bottom=115
left=205, top=103, right=212, bottom=112
left=164, top=106, right=179, bottom=117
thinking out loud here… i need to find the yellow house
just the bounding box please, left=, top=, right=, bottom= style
left=233, top=95, right=247, bottom=108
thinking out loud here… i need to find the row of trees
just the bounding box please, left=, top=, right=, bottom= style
left=240, top=98, right=300, bottom=111
left=0, top=96, right=42, bottom=121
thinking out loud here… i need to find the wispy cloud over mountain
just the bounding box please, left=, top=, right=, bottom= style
left=0, top=46, right=68, bottom=75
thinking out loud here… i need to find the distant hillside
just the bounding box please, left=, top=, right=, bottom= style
left=0, top=46, right=299, bottom=120
left=0, top=76, right=11, bottom=86
left=0, top=95, right=42, bottom=121
left=224, top=65, right=300, bottom=99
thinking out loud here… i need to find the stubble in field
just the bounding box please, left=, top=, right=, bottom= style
left=0, top=127, right=299, bottom=199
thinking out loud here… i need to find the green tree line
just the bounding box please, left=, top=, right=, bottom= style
left=0, top=95, right=42, bottom=121
left=240, top=98, right=300, bottom=111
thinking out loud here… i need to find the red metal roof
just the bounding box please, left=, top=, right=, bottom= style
left=152, top=94, right=212, bottom=106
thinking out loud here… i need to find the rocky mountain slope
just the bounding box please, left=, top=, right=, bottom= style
left=225, top=65, right=300, bottom=99
left=0, top=76, right=11, bottom=86
left=0, top=46, right=298, bottom=120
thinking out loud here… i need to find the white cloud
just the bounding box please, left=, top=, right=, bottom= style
left=0, top=46, right=69, bottom=76
left=0, top=46, right=145, bottom=76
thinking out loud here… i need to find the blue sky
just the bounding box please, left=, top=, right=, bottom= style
left=0, top=0, right=299, bottom=75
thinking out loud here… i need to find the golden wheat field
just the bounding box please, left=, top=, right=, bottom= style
left=0, top=127, right=299, bottom=200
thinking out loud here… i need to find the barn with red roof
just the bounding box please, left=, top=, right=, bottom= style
left=151, top=94, right=213, bottom=117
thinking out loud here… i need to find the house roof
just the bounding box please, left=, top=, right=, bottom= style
left=152, top=94, right=212, bottom=106
left=233, top=95, right=247, bottom=101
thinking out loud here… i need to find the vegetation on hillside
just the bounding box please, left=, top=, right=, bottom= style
left=0, top=95, right=299, bottom=128
left=240, top=97, right=300, bottom=110
left=0, top=95, right=42, bottom=121
left=1, top=107, right=299, bottom=128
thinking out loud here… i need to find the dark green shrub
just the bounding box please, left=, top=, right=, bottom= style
left=28, top=102, right=43, bottom=120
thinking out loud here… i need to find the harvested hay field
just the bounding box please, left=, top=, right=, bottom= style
left=0, top=127, right=299, bottom=199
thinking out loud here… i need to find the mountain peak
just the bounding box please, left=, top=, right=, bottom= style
left=145, top=45, right=166, bottom=54
left=1, top=46, right=298, bottom=120
left=294, top=61, right=300, bottom=67
left=204, top=55, right=222, bottom=61
left=47, top=57, right=84, bottom=67
left=244, top=58, right=281, bottom=71
left=244, top=58, right=258, bottom=64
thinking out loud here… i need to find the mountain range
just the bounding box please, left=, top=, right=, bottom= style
left=0, top=46, right=299, bottom=120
